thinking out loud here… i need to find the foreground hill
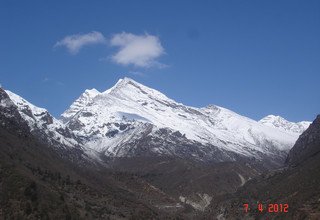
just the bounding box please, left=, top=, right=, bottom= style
left=206, top=115, right=320, bottom=220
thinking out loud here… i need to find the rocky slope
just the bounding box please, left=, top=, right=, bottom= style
left=3, top=89, right=105, bottom=166
left=5, top=90, right=80, bottom=149
left=286, top=115, right=320, bottom=165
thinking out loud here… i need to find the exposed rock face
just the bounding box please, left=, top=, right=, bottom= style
left=0, top=88, right=30, bottom=135
left=4, top=90, right=82, bottom=150
left=286, top=115, right=320, bottom=165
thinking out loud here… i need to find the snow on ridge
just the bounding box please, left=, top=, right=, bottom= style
left=5, top=90, right=79, bottom=148
left=85, top=88, right=100, bottom=96
left=259, top=115, right=311, bottom=134
left=5, top=90, right=48, bottom=115
left=62, top=77, right=301, bottom=157
left=61, top=88, right=100, bottom=122
left=2, top=78, right=308, bottom=163
left=102, top=77, right=176, bottom=103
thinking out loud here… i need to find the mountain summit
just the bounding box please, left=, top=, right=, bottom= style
left=259, top=115, right=311, bottom=134
left=61, top=88, right=100, bottom=123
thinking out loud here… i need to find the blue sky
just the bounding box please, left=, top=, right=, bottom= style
left=1, top=0, right=319, bottom=121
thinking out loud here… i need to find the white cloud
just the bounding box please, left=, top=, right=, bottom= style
left=55, top=31, right=106, bottom=54
left=110, top=32, right=165, bottom=68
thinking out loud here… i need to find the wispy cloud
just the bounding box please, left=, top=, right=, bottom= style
left=42, top=77, right=50, bottom=82
left=54, top=31, right=106, bottom=54
left=110, top=32, right=165, bottom=68
left=42, top=77, right=65, bottom=86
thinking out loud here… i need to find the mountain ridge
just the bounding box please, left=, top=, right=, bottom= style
left=58, top=77, right=306, bottom=166
left=1, top=78, right=311, bottom=166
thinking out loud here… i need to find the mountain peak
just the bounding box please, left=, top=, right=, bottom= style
left=101, top=77, right=173, bottom=104
left=112, top=77, right=144, bottom=89
left=83, top=77, right=142, bottom=98
left=259, top=115, right=311, bottom=134
left=122, top=76, right=136, bottom=83
left=261, top=115, right=285, bottom=121
left=102, top=77, right=139, bottom=94
left=61, top=88, right=100, bottom=122
left=84, top=88, right=100, bottom=95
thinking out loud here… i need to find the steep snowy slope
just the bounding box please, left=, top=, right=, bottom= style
left=62, top=78, right=300, bottom=164
left=5, top=90, right=79, bottom=149
left=61, top=88, right=100, bottom=123
left=259, top=115, right=311, bottom=134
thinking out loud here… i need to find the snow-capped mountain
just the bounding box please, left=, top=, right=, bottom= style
left=5, top=90, right=80, bottom=149
left=61, top=77, right=301, bottom=165
left=259, top=115, right=311, bottom=134
left=1, top=78, right=309, bottom=166
left=2, top=89, right=105, bottom=166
